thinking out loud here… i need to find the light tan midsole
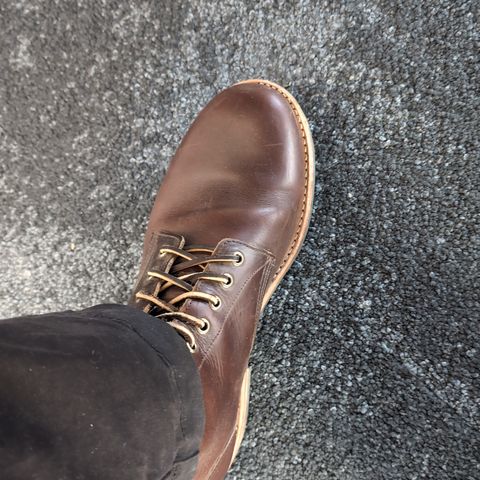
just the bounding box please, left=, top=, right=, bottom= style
left=231, top=367, right=251, bottom=463
left=228, top=79, right=316, bottom=467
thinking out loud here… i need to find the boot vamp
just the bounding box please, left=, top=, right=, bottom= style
left=146, top=82, right=307, bottom=272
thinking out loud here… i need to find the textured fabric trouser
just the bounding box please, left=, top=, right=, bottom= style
left=0, top=304, right=205, bottom=480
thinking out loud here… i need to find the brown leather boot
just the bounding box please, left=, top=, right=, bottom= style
left=129, top=79, right=315, bottom=479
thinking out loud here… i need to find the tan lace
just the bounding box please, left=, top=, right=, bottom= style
left=136, top=245, right=244, bottom=352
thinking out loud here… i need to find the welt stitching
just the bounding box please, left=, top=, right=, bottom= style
left=256, top=81, right=310, bottom=278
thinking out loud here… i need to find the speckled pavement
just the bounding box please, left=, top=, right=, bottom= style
left=0, top=1, right=479, bottom=479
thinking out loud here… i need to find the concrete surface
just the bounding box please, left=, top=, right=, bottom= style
left=0, top=1, right=479, bottom=478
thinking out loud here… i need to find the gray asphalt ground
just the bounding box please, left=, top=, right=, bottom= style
left=0, top=1, right=479, bottom=479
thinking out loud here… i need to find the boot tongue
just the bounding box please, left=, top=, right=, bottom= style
left=160, top=255, right=206, bottom=305
left=131, top=231, right=219, bottom=315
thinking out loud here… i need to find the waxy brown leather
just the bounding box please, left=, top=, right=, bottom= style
left=130, top=81, right=310, bottom=479
left=144, top=82, right=307, bottom=278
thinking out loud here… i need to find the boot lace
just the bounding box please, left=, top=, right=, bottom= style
left=136, top=245, right=244, bottom=352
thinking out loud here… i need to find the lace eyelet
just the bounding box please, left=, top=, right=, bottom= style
left=222, top=273, right=234, bottom=289
left=234, top=251, right=244, bottom=266
left=198, top=318, right=210, bottom=334
left=210, top=296, right=222, bottom=310
left=187, top=342, right=197, bottom=353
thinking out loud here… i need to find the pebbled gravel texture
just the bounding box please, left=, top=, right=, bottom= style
left=0, top=1, right=479, bottom=479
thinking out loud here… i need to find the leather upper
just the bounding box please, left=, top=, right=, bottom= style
left=130, top=81, right=310, bottom=480
left=144, top=82, right=307, bottom=277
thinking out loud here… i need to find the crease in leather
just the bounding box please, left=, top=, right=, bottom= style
left=206, top=423, right=237, bottom=480
left=178, top=238, right=275, bottom=370
left=180, top=237, right=275, bottom=319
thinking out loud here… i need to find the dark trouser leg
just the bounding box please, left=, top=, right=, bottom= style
left=0, top=304, right=205, bottom=480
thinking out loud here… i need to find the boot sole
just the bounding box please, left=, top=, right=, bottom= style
left=229, top=79, right=316, bottom=468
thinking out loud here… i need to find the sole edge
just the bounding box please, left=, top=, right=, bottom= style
left=228, top=78, right=316, bottom=468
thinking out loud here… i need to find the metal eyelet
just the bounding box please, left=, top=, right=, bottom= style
left=198, top=318, right=210, bottom=334
left=187, top=342, right=197, bottom=353
left=234, top=251, right=244, bottom=266
left=222, top=273, right=234, bottom=289
left=210, top=296, right=222, bottom=310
